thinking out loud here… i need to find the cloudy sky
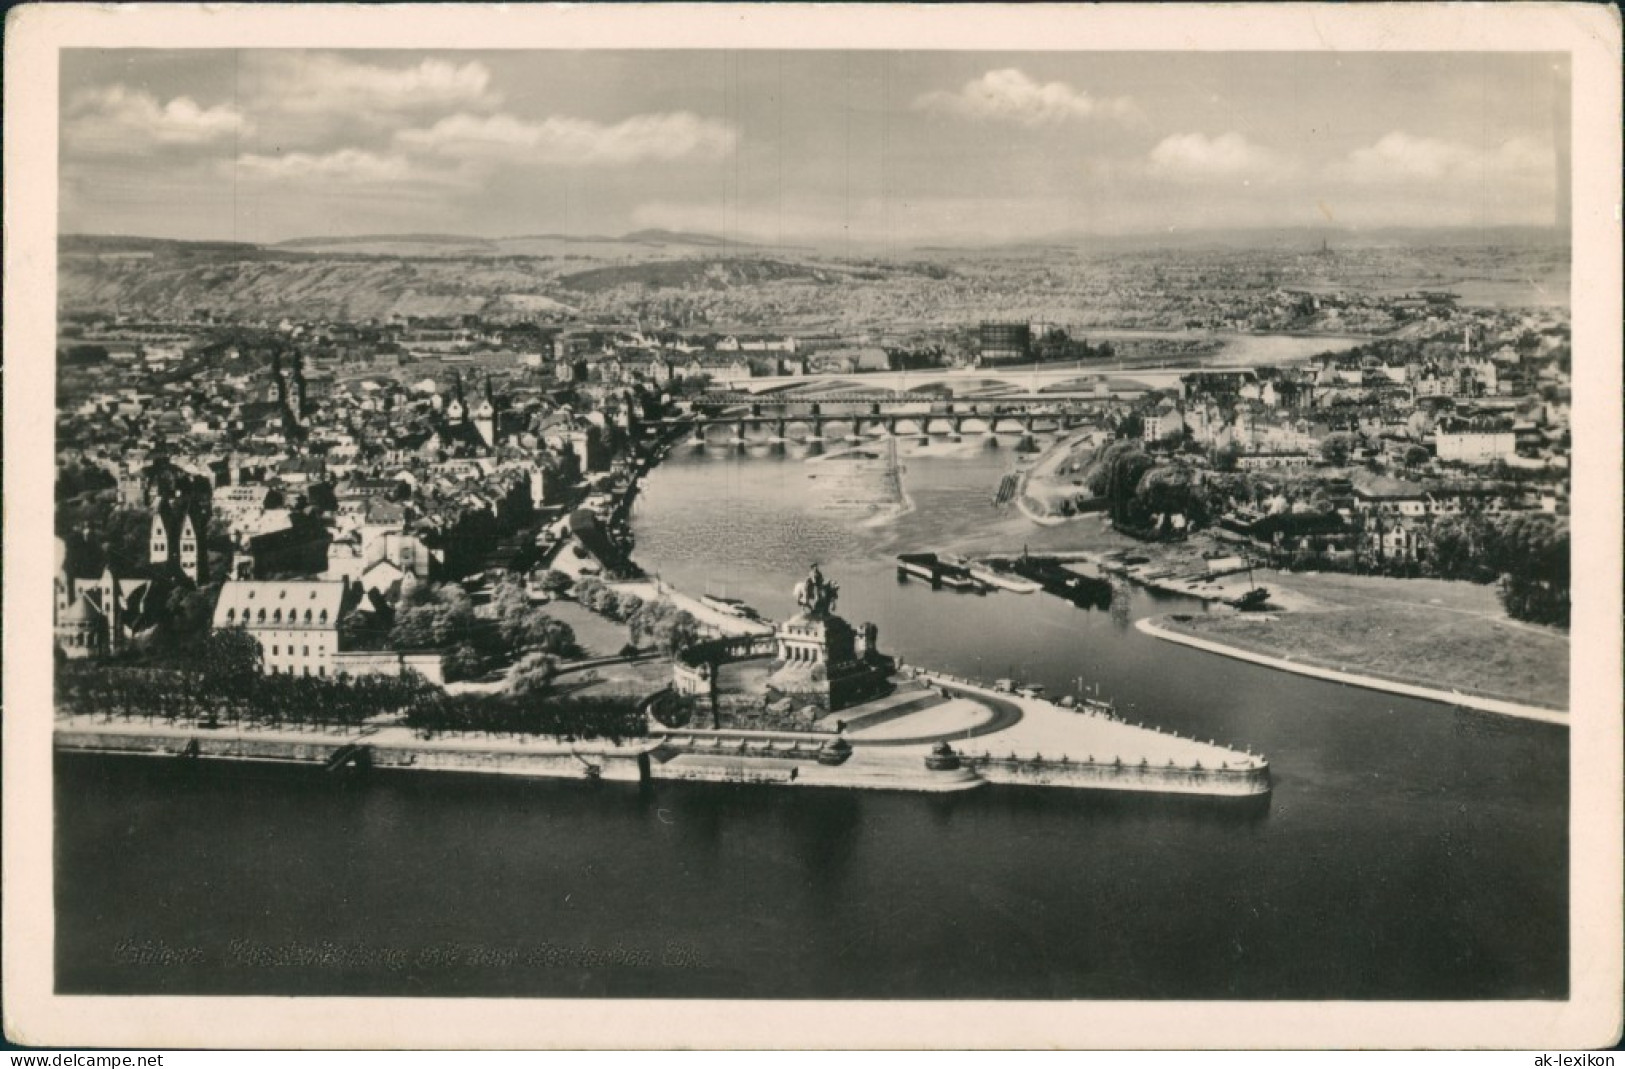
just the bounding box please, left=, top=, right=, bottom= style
left=60, top=50, right=1570, bottom=246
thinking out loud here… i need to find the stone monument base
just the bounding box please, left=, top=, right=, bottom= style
left=766, top=656, right=892, bottom=713
left=771, top=565, right=895, bottom=714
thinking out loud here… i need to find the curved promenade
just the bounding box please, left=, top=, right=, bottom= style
left=1135, top=616, right=1568, bottom=726
left=846, top=689, right=1025, bottom=748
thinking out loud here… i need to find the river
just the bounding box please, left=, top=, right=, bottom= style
left=55, top=439, right=1568, bottom=999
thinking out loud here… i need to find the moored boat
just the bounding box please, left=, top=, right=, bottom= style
left=969, top=561, right=1041, bottom=594
left=897, top=552, right=990, bottom=593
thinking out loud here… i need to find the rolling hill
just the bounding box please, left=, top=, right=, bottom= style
left=556, top=258, right=839, bottom=293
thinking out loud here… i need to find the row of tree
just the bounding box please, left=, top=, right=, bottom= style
left=55, top=631, right=434, bottom=731
left=1244, top=504, right=1569, bottom=626
left=57, top=629, right=645, bottom=740
left=571, top=575, right=701, bottom=656
left=402, top=691, right=648, bottom=743
left=1428, top=511, right=1570, bottom=626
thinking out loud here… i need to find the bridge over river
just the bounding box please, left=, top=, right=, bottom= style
left=670, top=394, right=1104, bottom=441
left=709, top=363, right=1215, bottom=396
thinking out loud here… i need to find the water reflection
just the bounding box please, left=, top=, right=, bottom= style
left=984, top=784, right=1272, bottom=827
left=52, top=444, right=1569, bottom=1001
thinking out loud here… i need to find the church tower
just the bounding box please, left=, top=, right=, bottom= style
left=288, top=352, right=308, bottom=425
left=178, top=512, right=203, bottom=584
left=445, top=371, right=467, bottom=424
left=473, top=375, right=497, bottom=449
left=98, top=565, right=121, bottom=655
left=271, top=350, right=306, bottom=434
left=149, top=511, right=171, bottom=568
left=271, top=351, right=288, bottom=409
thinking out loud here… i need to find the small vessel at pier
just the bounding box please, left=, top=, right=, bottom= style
left=896, top=552, right=989, bottom=592
left=1004, top=553, right=1113, bottom=609
left=955, top=556, right=1041, bottom=594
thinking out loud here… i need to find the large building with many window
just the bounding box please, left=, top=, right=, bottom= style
left=978, top=322, right=1032, bottom=365
left=1433, top=417, right=1516, bottom=466
left=212, top=580, right=350, bottom=677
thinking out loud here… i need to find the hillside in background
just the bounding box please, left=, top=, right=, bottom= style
left=264, top=228, right=769, bottom=260
left=57, top=251, right=575, bottom=322
left=56, top=228, right=1570, bottom=328
left=556, top=258, right=842, bottom=293
left=911, top=225, right=1570, bottom=255
left=56, top=232, right=935, bottom=324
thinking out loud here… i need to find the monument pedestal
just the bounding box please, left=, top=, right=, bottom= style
left=768, top=565, right=893, bottom=713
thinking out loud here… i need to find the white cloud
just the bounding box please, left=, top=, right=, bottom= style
left=1339, top=132, right=1551, bottom=183
left=914, top=69, right=1138, bottom=128
left=1147, top=132, right=1287, bottom=181
left=253, top=53, right=502, bottom=115
left=395, top=111, right=738, bottom=165
left=66, top=86, right=248, bottom=154
left=230, top=149, right=474, bottom=189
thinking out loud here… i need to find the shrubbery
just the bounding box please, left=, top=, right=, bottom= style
left=573, top=577, right=700, bottom=656
left=403, top=691, right=647, bottom=742
left=56, top=653, right=435, bottom=732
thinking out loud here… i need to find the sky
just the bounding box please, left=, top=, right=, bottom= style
left=59, top=50, right=1571, bottom=247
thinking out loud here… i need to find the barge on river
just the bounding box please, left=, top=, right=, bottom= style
left=896, top=552, right=989, bottom=593
left=996, top=554, right=1114, bottom=609
left=955, top=555, right=1041, bottom=594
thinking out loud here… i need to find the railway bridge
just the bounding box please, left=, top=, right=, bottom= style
left=669, top=396, right=1105, bottom=443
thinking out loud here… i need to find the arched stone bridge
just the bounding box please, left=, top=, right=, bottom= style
left=671, top=397, right=1099, bottom=442
left=706, top=363, right=1209, bottom=396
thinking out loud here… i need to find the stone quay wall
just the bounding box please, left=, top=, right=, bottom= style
left=59, top=729, right=346, bottom=766
left=965, top=754, right=1271, bottom=797
left=55, top=727, right=656, bottom=783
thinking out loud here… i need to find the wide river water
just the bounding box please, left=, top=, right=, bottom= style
left=56, top=438, right=1568, bottom=999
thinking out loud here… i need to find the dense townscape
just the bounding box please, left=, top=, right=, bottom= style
left=39, top=39, right=1594, bottom=1017
left=55, top=236, right=1572, bottom=720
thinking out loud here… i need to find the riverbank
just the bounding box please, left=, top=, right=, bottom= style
left=968, top=501, right=1568, bottom=712
left=1137, top=565, right=1571, bottom=712
left=1013, top=427, right=1095, bottom=523
left=55, top=656, right=1274, bottom=799
left=51, top=716, right=979, bottom=792
left=1136, top=616, right=1567, bottom=724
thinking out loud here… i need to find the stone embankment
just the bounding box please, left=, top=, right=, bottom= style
left=57, top=672, right=1272, bottom=799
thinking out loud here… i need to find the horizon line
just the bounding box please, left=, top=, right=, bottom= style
left=60, top=222, right=1573, bottom=251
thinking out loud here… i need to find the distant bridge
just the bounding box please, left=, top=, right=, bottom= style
left=689, top=392, right=1093, bottom=410
left=667, top=392, right=1116, bottom=442
left=707, top=363, right=1221, bottom=396
left=666, top=403, right=1094, bottom=443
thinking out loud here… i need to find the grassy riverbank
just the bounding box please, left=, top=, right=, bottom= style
left=1155, top=570, right=1568, bottom=710
left=1015, top=428, right=1098, bottom=521
left=992, top=450, right=1568, bottom=713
